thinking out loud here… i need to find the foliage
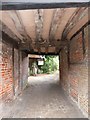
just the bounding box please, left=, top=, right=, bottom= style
left=40, top=55, right=59, bottom=74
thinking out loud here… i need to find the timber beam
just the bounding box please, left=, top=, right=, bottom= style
left=2, top=31, right=19, bottom=49
left=22, top=49, right=58, bottom=55
left=0, top=2, right=89, bottom=10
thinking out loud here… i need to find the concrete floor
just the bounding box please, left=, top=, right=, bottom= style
left=1, top=71, right=84, bottom=118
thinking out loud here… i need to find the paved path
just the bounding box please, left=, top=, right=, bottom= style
left=2, top=72, right=84, bottom=118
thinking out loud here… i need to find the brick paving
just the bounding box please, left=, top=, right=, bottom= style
left=1, top=72, right=84, bottom=118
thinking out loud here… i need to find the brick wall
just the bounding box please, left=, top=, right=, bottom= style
left=60, top=25, right=89, bottom=117
left=0, top=40, right=28, bottom=102
left=0, top=41, right=13, bottom=101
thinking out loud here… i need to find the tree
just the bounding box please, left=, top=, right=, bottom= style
left=40, top=55, right=59, bottom=74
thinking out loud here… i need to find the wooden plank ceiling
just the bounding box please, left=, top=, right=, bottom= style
left=0, top=7, right=88, bottom=54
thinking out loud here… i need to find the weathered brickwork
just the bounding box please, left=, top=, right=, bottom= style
left=60, top=25, right=88, bottom=117
left=0, top=40, right=28, bottom=102
left=70, top=32, right=84, bottom=63
left=0, top=41, right=13, bottom=101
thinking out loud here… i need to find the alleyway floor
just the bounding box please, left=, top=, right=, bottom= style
left=1, top=71, right=84, bottom=118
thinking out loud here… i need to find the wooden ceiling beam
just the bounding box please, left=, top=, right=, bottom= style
left=1, top=21, right=35, bottom=52
left=56, top=8, right=89, bottom=54
left=18, top=10, right=36, bottom=43
left=10, top=10, right=34, bottom=50
left=64, top=8, right=89, bottom=40
left=23, top=50, right=58, bottom=55
left=2, top=31, right=19, bottom=49
left=53, top=8, right=77, bottom=54
left=34, top=9, right=43, bottom=53
left=62, top=8, right=84, bottom=37
left=1, top=2, right=89, bottom=10
left=54, top=8, right=77, bottom=40
left=49, top=8, right=65, bottom=43
left=8, top=10, right=27, bottom=43
left=0, top=11, right=23, bottom=41
left=56, top=8, right=88, bottom=54
left=1, top=21, right=21, bottom=43
left=42, top=9, right=54, bottom=41
left=67, top=15, right=89, bottom=40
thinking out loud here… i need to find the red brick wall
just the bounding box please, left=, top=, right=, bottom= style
left=69, top=32, right=84, bottom=63
left=69, top=32, right=84, bottom=103
left=0, top=40, right=28, bottom=102
left=60, top=25, right=88, bottom=117
left=0, top=41, right=13, bottom=101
